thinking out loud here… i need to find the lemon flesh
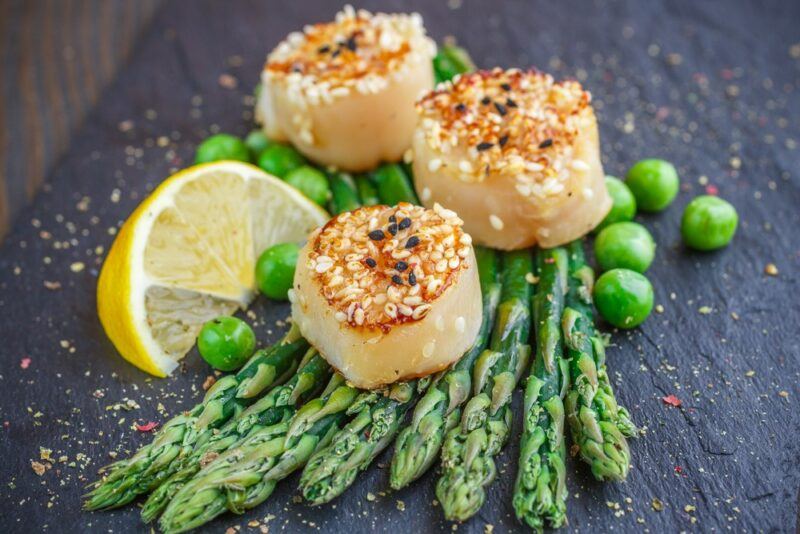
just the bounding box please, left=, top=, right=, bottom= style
left=97, top=161, right=329, bottom=376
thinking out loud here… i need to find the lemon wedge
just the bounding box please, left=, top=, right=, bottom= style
left=97, top=161, right=329, bottom=376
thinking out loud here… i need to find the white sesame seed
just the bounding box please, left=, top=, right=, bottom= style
left=571, top=159, right=590, bottom=172
left=427, top=158, right=443, bottom=172
left=423, top=340, right=436, bottom=358
left=454, top=316, right=465, bottom=333
left=334, top=311, right=347, bottom=322
left=421, top=187, right=432, bottom=202
left=412, top=304, right=431, bottom=320
left=489, top=214, right=505, bottom=230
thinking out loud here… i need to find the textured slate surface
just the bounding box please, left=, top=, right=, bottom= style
left=1, top=0, right=798, bottom=532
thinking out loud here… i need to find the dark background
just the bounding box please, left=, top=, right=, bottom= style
left=1, top=1, right=799, bottom=532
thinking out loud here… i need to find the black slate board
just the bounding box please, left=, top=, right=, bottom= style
left=1, top=1, right=799, bottom=532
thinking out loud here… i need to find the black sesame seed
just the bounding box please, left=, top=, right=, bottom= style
left=455, top=103, right=467, bottom=112
left=481, top=96, right=491, bottom=105
left=398, top=217, right=412, bottom=230
left=506, top=97, right=518, bottom=108
left=388, top=214, right=397, bottom=223
left=498, top=134, right=509, bottom=147
left=494, top=102, right=507, bottom=116
left=500, top=82, right=512, bottom=91
left=539, top=138, right=554, bottom=149
left=395, top=261, right=408, bottom=272
left=476, top=142, right=494, bottom=151
left=408, top=272, right=417, bottom=286
left=387, top=223, right=398, bottom=236
left=317, top=45, right=331, bottom=54
left=368, top=229, right=385, bottom=241
left=331, top=49, right=341, bottom=58
left=365, top=257, right=377, bottom=268
left=345, top=36, right=357, bottom=51
left=391, top=274, right=404, bottom=285
left=405, top=235, right=420, bottom=249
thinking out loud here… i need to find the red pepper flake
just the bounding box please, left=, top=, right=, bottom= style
left=662, top=394, right=682, bottom=407
left=674, top=465, right=683, bottom=474
left=705, top=184, right=718, bottom=195
left=20, top=357, right=31, bottom=369
left=135, top=421, right=159, bottom=432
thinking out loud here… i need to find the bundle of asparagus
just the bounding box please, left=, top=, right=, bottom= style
left=84, top=330, right=308, bottom=510
left=140, top=350, right=330, bottom=522
left=436, top=249, right=533, bottom=521
left=390, top=247, right=501, bottom=489
left=159, top=373, right=359, bottom=533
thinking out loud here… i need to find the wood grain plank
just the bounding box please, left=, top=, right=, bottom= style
left=19, top=2, right=46, bottom=201
left=0, top=0, right=9, bottom=237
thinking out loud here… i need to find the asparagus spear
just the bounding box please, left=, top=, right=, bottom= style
left=355, top=175, right=380, bottom=206
left=84, top=329, right=308, bottom=510
left=300, top=380, right=422, bottom=504
left=513, top=247, right=569, bottom=530
left=328, top=171, right=361, bottom=215
left=159, top=373, right=359, bottom=533
left=140, top=350, right=330, bottom=522
left=433, top=42, right=476, bottom=83
left=563, top=240, right=636, bottom=481
left=390, top=247, right=501, bottom=489
left=436, top=249, right=533, bottom=521
left=372, top=163, right=420, bottom=205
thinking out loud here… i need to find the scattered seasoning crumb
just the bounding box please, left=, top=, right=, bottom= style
left=525, top=272, right=538, bottom=284
left=202, top=375, right=217, bottom=391
left=135, top=421, right=159, bottom=432
left=698, top=305, right=712, bottom=314
left=778, top=390, right=789, bottom=399
left=31, top=461, right=48, bottom=476
left=396, top=500, right=405, bottom=511
left=651, top=498, right=664, bottom=511
left=218, top=73, right=238, bottom=89
left=20, top=357, right=31, bottom=369
left=43, top=280, right=62, bottom=290
left=764, top=263, right=779, bottom=276
left=366, top=492, right=376, bottom=502
left=684, top=504, right=696, bottom=513
left=661, top=394, right=682, bottom=407
left=70, top=262, right=85, bottom=273
left=655, top=304, right=664, bottom=313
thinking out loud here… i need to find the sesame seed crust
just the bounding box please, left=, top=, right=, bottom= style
left=415, top=68, right=594, bottom=198
left=305, top=202, right=472, bottom=331
left=264, top=5, right=436, bottom=105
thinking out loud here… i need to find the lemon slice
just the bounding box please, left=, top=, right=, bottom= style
left=97, top=161, right=329, bottom=376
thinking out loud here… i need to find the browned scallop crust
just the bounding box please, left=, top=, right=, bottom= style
left=291, top=203, right=482, bottom=389
left=412, top=68, right=611, bottom=249
left=256, top=6, right=436, bottom=171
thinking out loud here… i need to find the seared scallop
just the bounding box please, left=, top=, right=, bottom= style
left=412, top=68, right=611, bottom=249
left=256, top=5, right=436, bottom=172
left=291, top=203, right=482, bottom=389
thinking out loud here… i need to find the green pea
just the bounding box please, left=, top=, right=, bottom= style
left=681, top=195, right=738, bottom=251
left=197, top=316, right=256, bottom=371
left=255, top=243, right=300, bottom=300
left=257, top=144, right=306, bottom=178
left=195, top=134, right=250, bottom=164
left=284, top=166, right=331, bottom=206
left=593, top=269, right=654, bottom=329
left=244, top=130, right=272, bottom=159
left=596, top=176, right=637, bottom=231
left=594, top=222, right=655, bottom=273
left=625, top=159, right=679, bottom=212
